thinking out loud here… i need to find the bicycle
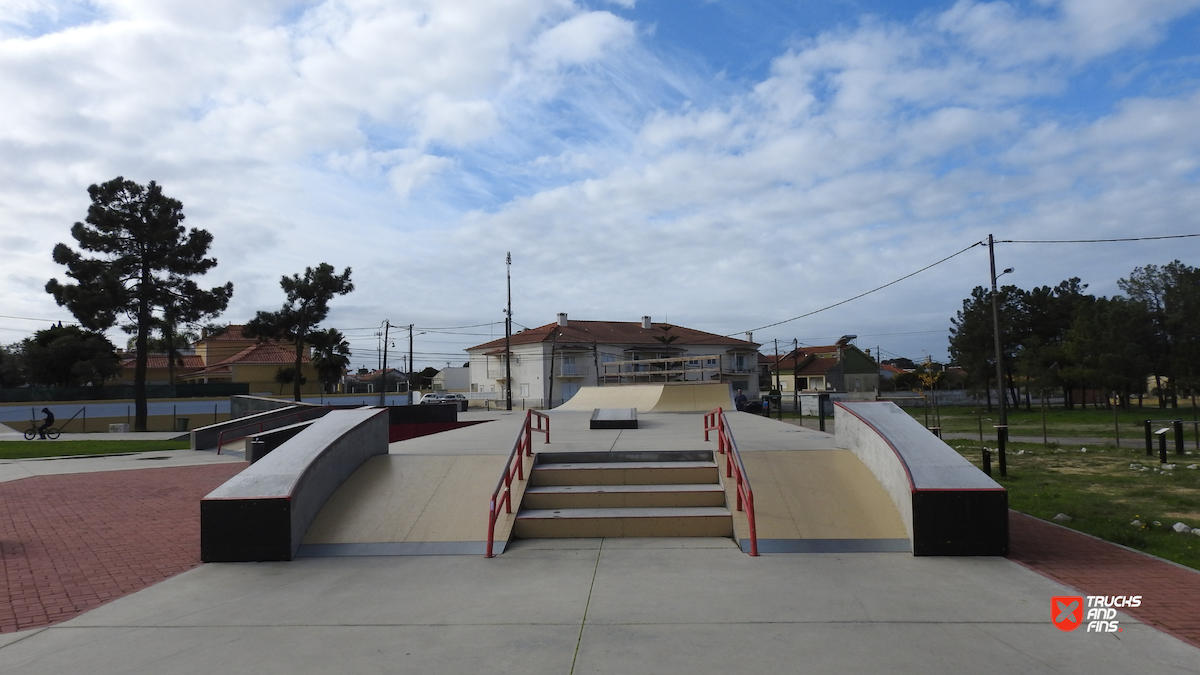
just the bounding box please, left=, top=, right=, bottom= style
left=23, top=422, right=61, bottom=440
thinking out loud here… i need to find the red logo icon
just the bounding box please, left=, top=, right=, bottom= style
left=1053, top=596, right=1084, bottom=631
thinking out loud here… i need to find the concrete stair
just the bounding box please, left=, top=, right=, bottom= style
left=513, top=451, right=733, bottom=539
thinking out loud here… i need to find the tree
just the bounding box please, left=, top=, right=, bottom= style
left=0, top=342, right=28, bottom=388
left=46, top=177, right=233, bottom=430
left=245, top=263, right=353, bottom=401
left=310, top=328, right=351, bottom=397
left=948, top=285, right=1023, bottom=409
left=274, top=367, right=306, bottom=395
left=23, top=325, right=121, bottom=387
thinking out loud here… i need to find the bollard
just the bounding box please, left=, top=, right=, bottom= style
left=995, top=424, right=1008, bottom=478
left=1157, top=428, right=1169, bottom=464
left=982, top=447, right=992, bottom=477
left=1174, top=420, right=1185, bottom=456
left=1145, top=420, right=1153, bottom=457
left=249, top=437, right=267, bottom=464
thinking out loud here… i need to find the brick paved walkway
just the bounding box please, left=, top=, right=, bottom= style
left=0, top=463, right=244, bottom=633
left=1008, top=510, right=1200, bottom=649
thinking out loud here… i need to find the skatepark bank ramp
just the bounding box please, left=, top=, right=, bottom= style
left=555, top=383, right=733, bottom=413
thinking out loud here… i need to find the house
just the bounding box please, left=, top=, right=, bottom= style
left=432, top=367, right=469, bottom=392
left=465, top=314, right=760, bottom=405
left=115, top=352, right=206, bottom=386
left=344, top=368, right=408, bottom=394
left=175, top=325, right=320, bottom=395
left=766, top=336, right=879, bottom=399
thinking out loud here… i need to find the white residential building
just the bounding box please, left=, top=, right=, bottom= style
left=466, top=314, right=760, bottom=406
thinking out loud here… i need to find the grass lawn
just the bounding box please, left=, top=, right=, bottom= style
left=908, top=402, right=1200, bottom=443
left=0, top=439, right=191, bottom=460
left=947, top=438, right=1200, bottom=571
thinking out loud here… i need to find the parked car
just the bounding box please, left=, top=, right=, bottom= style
left=419, top=392, right=468, bottom=410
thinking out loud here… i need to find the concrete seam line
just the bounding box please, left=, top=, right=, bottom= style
left=570, top=537, right=603, bottom=675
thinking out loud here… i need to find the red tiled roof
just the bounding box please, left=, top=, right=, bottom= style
left=185, top=343, right=307, bottom=378
left=468, top=320, right=758, bottom=352
left=119, top=354, right=205, bottom=369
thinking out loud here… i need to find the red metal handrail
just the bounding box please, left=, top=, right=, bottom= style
left=216, top=407, right=329, bottom=454
left=704, top=407, right=759, bottom=556
left=486, top=409, right=550, bottom=557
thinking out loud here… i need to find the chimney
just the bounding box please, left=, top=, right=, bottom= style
left=557, top=312, right=568, bottom=327
left=745, top=332, right=753, bottom=343
left=641, top=316, right=652, bottom=329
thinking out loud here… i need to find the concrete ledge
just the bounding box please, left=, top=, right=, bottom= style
left=246, top=421, right=313, bottom=463
left=835, top=401, right=1008, bottom=556
left=191, top=404, right=331, bottom=451
left=201, top=407, right=389, bottom=562
left=591, top=408, right=638, bottom=429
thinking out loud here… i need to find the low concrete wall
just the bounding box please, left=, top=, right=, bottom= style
left=190, top=405, right=331, bottom=451
left=200, top=407, right=389, bottom=562
left=835, top=401, right=1008, bottom=556
left=246, top=421, right=313, bottom=463
left=230, top=395, right=327, bottom=419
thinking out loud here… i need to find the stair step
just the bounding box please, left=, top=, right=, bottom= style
left=539, top=450, right=713, bottom=464
left=531, top=461, right=719, bottom=486
left=514, top=507, right=733, bottom=538
left=523, top=483, right=726, bottom=509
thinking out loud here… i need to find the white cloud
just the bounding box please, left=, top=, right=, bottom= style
left=938, top=0, right=1200, bottom=65
left=1, top=0, right=1198, bottom=364
left=529, top=10, right=636, bottom=69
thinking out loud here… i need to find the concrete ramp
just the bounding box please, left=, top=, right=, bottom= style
left=556, top=383, right=732, bottom=413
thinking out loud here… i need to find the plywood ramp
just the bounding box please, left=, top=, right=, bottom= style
left=303, top=454, right=513, bottom=546
left=725, top=450, right=909, bottom=546
left=554, top=383, right=732, bottom=413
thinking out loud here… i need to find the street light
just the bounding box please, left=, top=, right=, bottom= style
left=988, top=234, right=1013, bottom=477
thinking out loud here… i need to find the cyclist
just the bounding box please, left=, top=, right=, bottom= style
left=37, top=407, right=55, bottom=439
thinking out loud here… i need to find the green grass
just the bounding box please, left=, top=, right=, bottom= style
left=0, top=439, right=191, bottom=460
left=946, top=439, right=1200, bottom=571
left=908, top=403, right=1200, bottom=443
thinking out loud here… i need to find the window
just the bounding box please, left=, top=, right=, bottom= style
left=705, top=358, right=717, bottom=366
left=601, top=354, right=615, bottom=363
left=735, top=355, right=746, bottom=370
left=562, top=355, right=576, bottom=375
left=520, top=383, right=530, bottom=397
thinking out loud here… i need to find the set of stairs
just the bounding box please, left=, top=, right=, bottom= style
left=513, top=450, right=733, bottom=539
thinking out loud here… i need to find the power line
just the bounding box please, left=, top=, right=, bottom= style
left=741, top=241, right=982, bottom=334
left=1001, top=233, right=1200, bottom=244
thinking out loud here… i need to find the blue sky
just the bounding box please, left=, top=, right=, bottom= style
left=2, top=0, right=1199, bottom=370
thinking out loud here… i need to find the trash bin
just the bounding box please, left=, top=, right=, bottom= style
left=176, top=418, right=189, bottom=432
left=766, top=391, right=782, bottom=416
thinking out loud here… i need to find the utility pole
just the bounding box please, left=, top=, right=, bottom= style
left=408, top=323, right=415, bottom=405
left=379, top=320, right=390, bottom=407
left=506, top=252, right=513, bottom=411
left=774, top=339, right=782, bottom=420
left=793, top=338, right=799, bottom=415
left=989, top=234, right=1009, bottom=477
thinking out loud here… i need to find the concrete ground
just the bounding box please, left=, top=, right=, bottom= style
left=2, top=538, right=1198, bottom=674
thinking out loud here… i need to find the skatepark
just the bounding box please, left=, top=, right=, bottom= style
left=1, top=383, right=1198, bottom=673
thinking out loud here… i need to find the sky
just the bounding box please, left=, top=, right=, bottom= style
left=2, top=0, right=1199, bottom=371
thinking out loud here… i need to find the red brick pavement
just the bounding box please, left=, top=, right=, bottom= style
left=1008, top=510, right=1200, bottom=649
left=0, top=463, right=244, bottom=633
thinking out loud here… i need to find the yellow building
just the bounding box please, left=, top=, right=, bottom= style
left=120, top=325, right=320, bottom=396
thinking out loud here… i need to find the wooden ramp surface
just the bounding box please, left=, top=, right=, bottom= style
left=300, top=412, right=908, bottom=555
